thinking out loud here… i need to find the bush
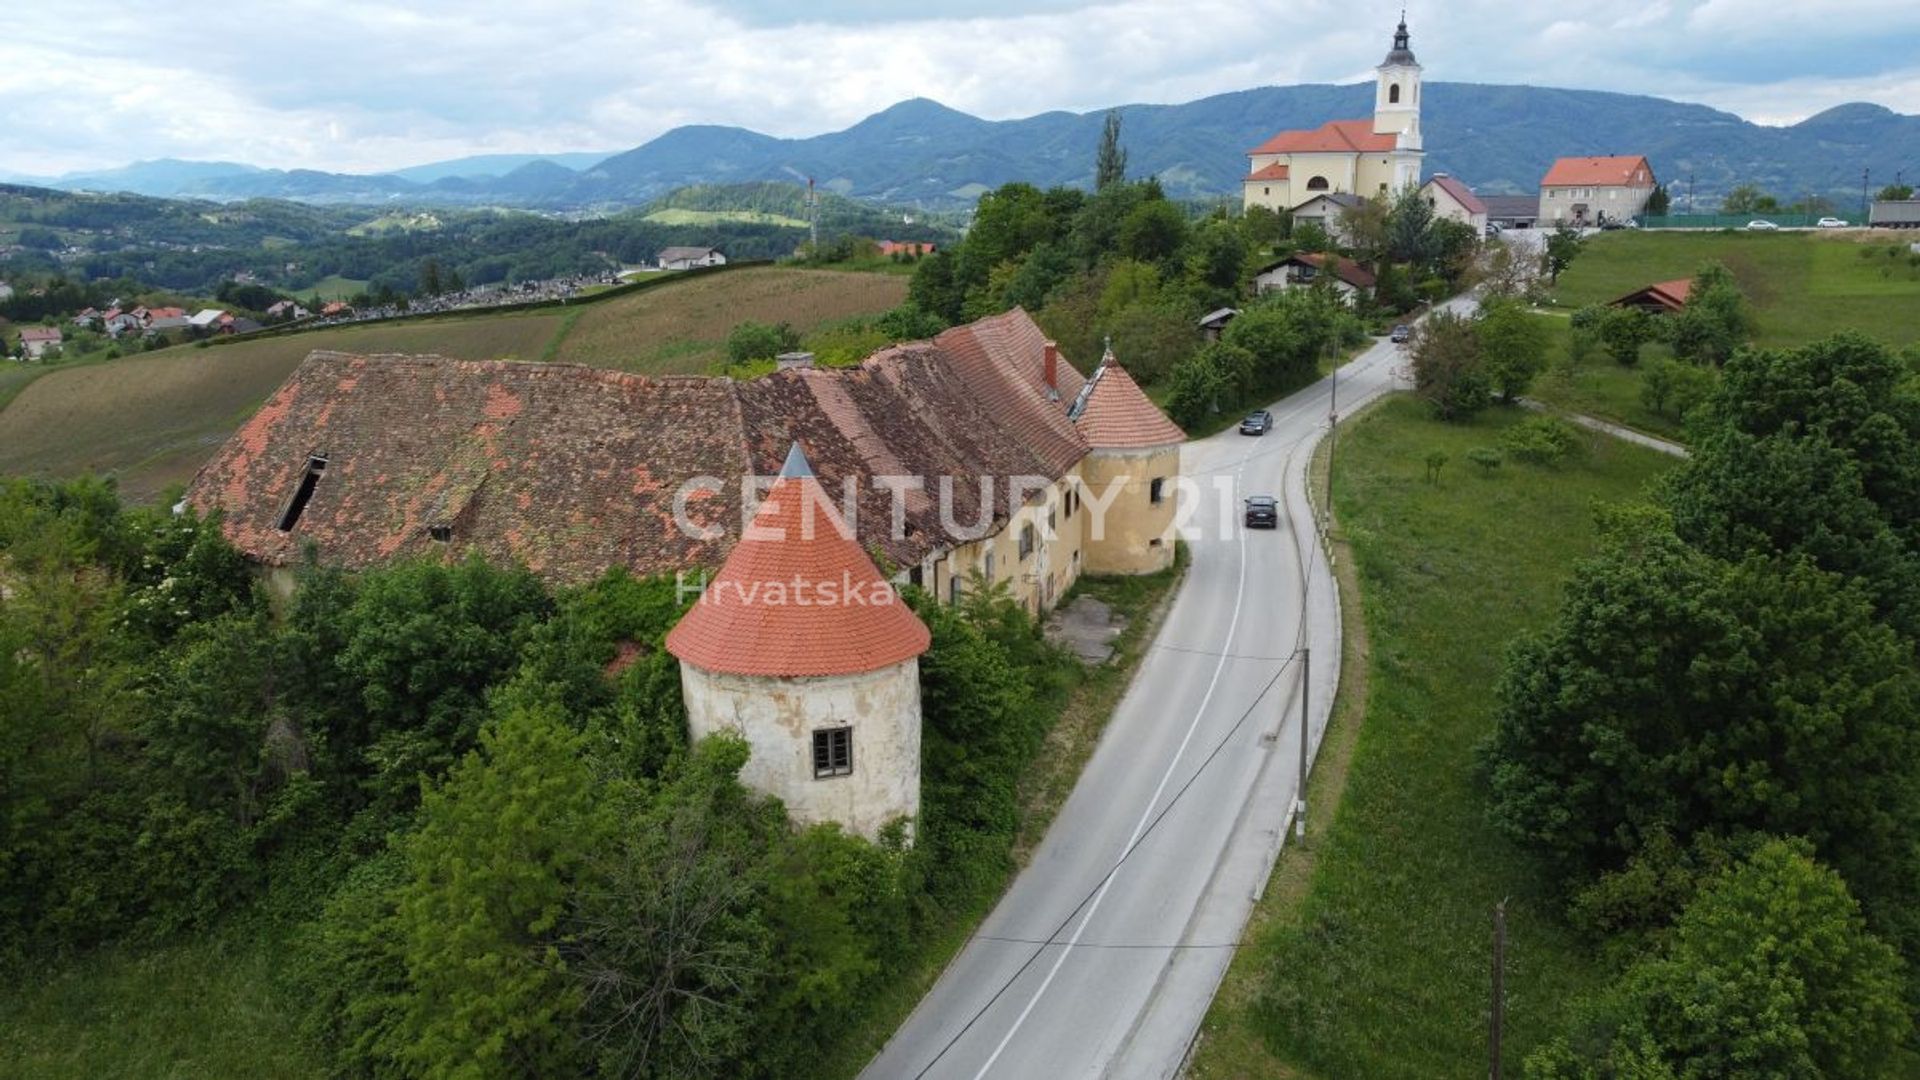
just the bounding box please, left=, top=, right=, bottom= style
left=1637, top=357, right=1715, bottom=420
left=725, top=319, right=802, bottom=365
left=1466, top=446, right=1503, bottom=474
left=1499, top=415, right=1581, bottom=465
left=1408, top=309, right=1489, bottom=420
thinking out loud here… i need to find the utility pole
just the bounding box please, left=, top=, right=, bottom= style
left=1688, top=173, right=1695, bottom=215
left=1490, top=899, right=1507, bottom=1080
left=1296, top=647, right=1310, bottom=838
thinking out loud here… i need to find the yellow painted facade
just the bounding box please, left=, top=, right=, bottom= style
left=1079, top=445, right=1181, bottom=575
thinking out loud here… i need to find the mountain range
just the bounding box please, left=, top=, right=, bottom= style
left=14, top=84, right=1917, bottom=210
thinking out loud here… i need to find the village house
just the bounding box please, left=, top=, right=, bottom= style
left=876, top=240, right=936, bottom=257
left=1288, top=192, right=1367, bottom=244
left=1539, top=155, right=1656, bottom=226
left=1482, top=195, right=1540, bottom=230
left=657, top=245, right=727, bottom=270
left=1421, top=174, right=1488, bottom=233
left=1243, top=18, right=1425, bottom=213
left=19, top=326, right=62, bottom=360
left=183, top=307, right=1185, bottom=838
left=266, top=299, right=309, bottom=320
left=1253, top=252, right=1376, bottom=301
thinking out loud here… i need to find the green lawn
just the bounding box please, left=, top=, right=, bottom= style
left=298, top=275, right=369, bottom=301
left=0, top=926, right=324, bottom=1079
left=1547, top=231, right=1920, bottom=348
left=1194, top=394, right=1677, bottom=1079
left=1525, top=316, right=1692, bottom=442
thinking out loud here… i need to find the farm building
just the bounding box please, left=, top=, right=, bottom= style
left=1421, top=173, right=1487, bottom=232
left=1482, top=196, right=1539, bottom=229
left=184, top=307, right=1184, bottom=837
left=657, top=245, right=727, bottom=270
left=1611, top=279, right=1692, bottom=314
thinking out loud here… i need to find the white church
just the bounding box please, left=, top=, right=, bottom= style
left=1243, top=17, right=1425, bottom=212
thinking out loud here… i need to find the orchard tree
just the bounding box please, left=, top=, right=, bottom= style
left=1408, top=308, right=1489, bottom=419
left=1475, top=298, right=1549, bottom=402
left=1543, top=223, right=1586, bottom=285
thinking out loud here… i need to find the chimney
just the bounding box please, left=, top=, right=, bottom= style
left=1043, top=340, right=1060, bottom=397
left=775, top=351, right=815, bottom=371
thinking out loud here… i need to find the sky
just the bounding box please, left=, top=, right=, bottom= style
left=4, top=0, right=1917, bottom=176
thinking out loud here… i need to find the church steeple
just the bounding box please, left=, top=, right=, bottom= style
left=1372, top=12, right=1422, bottom=153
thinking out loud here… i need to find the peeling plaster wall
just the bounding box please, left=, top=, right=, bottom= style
left=934, top=468, right=1085, bottom=614
left=1081, top=445, right=1180, bottom=575
left=679, top=659, right=921, bottom=840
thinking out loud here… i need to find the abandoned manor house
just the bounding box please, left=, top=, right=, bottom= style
left=185, top=307, right=1187, bottom=837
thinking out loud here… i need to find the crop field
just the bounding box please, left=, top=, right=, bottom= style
left=641, top=207, right=810, bottom=228
left=549, top=265, right=907, bottom=372
left=1549, top=230, right=1920, bottom=347
left=0, top=311, right=564, bottom=502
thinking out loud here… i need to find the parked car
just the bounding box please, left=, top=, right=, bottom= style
left=1389, top=324, right=1412, bottom=344
left=1240, top=409, right=1273, bottom=436
left=1816, top=217, right=1848, bottom=229
left=1599, top=219, right=1628, bottom=231
left=1746, top=219, right=1780, bottom=231
left=1244, top=495, right=1279, bottom=529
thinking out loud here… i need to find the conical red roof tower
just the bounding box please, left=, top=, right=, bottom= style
left=1072, top=344, right=1187, bottom=449
left=666, top=443, right=930, bottom=678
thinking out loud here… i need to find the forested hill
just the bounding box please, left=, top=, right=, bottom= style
left=20, top=85, right=1919, bottom=209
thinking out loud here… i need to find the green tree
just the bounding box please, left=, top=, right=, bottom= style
left=1385, top=185, right=1439, bottom=268
left=1484, top=515, right=1920, bottom=947
left=1543, top=223, right=1586, bottom=285
left=396, top=701, right=610, bottom=1078
left=1721, top=184, right=1766, bottom=214
left=1638, top=356, right=1716, bottom=420
left=1095, top=109, right=1128, bottom=190
left=1408, top=308, right=1489, bottom=419
left=1878, top=183, right=1915, bottom=202
left=1666, top=261, right=1750, bottom=366
left=1644, top=183, right=1670, bottom=216
left=1597, top=305, right=1653, bottom=366
left=1476, top=298, right=1549, bottom=401
left=1118, top=198, right=1189, bottom=266
left=725, top=319, right=802, bottom=366
left=1165, top=347, right=1232, bottom=428
left=1529, top=840, right=1909, bottom=1079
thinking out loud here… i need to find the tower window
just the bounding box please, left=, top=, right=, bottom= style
left=812, top=727, right=853, bottom=778
left=276, top=454, right=328, bottom=532
left=1389, top=84, right=1401, bottom=104
left=1150, top=478, right=1166, bottom=504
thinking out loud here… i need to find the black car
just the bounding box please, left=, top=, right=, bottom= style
left=1389, top=324, right=1411, bottom=343
left=1244, top=495, right=1279, bottom=529
left=1240, top=409, right=1273, bottom=436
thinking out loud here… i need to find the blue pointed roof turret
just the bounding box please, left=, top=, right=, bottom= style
left=780, top=441, right=814, bottom=479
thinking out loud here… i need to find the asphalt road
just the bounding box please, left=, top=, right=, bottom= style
left=862, top=309, right=1463, bottom=1080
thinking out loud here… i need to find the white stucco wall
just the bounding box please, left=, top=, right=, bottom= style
left=680, top=659, right=922, bottom=840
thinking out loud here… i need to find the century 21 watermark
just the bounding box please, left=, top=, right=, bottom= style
left=672, top=471, right=1256, bottom=606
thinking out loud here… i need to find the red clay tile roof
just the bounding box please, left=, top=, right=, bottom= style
left=1245, top=162, right=1291, bottom=182
left=20, top=327, right=62, bottom=342
left=1611, top=278, right=1692, bottom=311
left=1542, top=155, right=1654, bottom=188
left=1072, top=355, right=1186, bottom=449
left=1249, top=118, right=1397, bottom=155
left=1297, top=252, right=1377, bottom=289
left=186, top=309, right=1104, bottom=585
left=665, top=448, right=930, bottom=677
left=1424, top=174, right=1487, bottom=215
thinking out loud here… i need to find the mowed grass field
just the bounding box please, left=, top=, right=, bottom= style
left=550, top=266, right=907, bottom=372
left=1549, top=230, right=1920, bottom=347
left=1194, top=395, right=1677, bottom=1079
left=0, top=267, right=906, bottom=502
left=1526, top=317, right=1691, bottom=442
left=0, top=312, right=563, bottom=502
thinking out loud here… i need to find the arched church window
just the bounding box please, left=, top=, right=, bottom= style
left=1389, top=84, right=1401, bottom=104
left=1307, top=176, right=1330, bottom=191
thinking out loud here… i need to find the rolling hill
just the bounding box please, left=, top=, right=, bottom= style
left=18, top=86, right=1919, bottom=210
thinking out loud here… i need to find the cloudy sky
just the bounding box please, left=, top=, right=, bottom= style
left=6, top=0, right=1917, bottom=176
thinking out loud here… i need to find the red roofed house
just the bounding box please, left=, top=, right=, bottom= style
left=186, top=308, right=1187, bottom=837
left=19, top=326, right=62, bottom=360
left=1252, top=252, right=1378, bottom=301
left=1421, top=173, right=1488, bottom=233
left=667, top=443, right=932, bottom=837
left=875, top=240, right=936, bottom=257
left=1540, top=155, right=1656, bottom=226
left=1244, top=17, right=1425, bottom=213
left=1610, top=278, right=1693, bottom=315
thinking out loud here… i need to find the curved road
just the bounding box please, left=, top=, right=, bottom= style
left=864, top=306, right=1464, bottom=1080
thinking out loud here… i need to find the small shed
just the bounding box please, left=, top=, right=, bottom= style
left=1610, top=278, right=1692, bottom=315
left=1197, top=307, right=1240, bottom=340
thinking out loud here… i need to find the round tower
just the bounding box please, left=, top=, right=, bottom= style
left=1373, top=15, right=1423, bottom=151
left=664, top=443, right=931, bottom=840
left=1070, top=345, right=1186, bottom=575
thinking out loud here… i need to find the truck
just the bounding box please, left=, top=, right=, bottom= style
left=1869, top=200, right=1920, bottom=228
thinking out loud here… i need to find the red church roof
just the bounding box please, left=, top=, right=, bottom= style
left=1245, top=162, right=1291, bottom=182
left=664, top=444, right=930, bottom=678
left=1248, top=118, right=1397, bottom=156
left=1072, top=351, right=1187, bottom=448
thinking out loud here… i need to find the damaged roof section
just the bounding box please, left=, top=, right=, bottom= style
left=186, top=308, right=1160, bottom=584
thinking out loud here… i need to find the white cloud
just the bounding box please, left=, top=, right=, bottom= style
left=1, top=0, right=1911, bottom=176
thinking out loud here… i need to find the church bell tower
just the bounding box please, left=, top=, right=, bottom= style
left=1373, top=14, right=1422, bottom=150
